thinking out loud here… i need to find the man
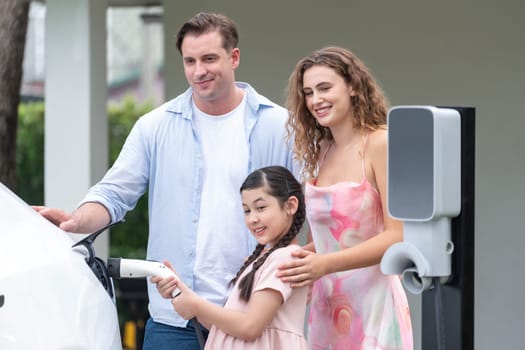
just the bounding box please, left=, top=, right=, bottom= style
left=36, top=12, right=296, bottom=350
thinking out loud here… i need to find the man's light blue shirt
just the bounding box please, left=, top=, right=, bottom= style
left=81, top=82, right=297, bottom=327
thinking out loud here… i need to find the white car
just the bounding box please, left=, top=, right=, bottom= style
left=0, top=182, right=122, bottom=350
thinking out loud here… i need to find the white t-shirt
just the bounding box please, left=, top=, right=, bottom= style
left=192, top=93, right=250, bottom=305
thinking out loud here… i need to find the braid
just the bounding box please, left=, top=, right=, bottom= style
left=229, top=244, right=265, bottom=287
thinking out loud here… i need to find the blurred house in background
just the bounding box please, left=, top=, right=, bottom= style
left=21, top=2, right=165, bottom=106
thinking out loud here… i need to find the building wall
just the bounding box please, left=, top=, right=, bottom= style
left=164, top=1, right=524, bottom=349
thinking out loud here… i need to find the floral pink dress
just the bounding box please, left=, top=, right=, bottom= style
left=305, top=148, right=413, bottom=349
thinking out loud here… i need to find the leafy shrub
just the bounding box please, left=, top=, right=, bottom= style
left=16, top=102, right=45, bottom=205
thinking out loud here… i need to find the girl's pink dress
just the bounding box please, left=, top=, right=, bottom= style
left=204, top=244, right=308, bottom=350
left=305, top=148, right=413, bottom=349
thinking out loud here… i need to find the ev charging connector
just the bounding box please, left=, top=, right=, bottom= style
left=107, top=258, right=205, bottom=349
left=380, top=105, right=461, bottom=294
left=107, top=258, right=181, bottom=297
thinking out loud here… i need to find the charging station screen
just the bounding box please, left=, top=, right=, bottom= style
left=388, top=108, right=434, bottom=220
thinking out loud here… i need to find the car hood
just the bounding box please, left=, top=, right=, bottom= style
left=0, top=183, right=122, bottom=350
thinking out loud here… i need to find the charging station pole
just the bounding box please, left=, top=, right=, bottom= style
left=381, top=105, right=475, bottom=350
left=422, top=107, right=475, bottom=350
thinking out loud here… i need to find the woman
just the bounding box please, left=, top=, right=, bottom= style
left=278, top=46, right=413, bottom=349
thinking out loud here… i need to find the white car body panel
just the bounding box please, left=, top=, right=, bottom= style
left=0, top=183, right=122, bottom=350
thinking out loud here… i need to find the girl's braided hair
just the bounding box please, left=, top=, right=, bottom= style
left=230, top=166, right=306, bottom=302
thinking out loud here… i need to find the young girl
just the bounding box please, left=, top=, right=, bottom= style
left=277, top=47, right=413, bottom=349
left=154, top=165, right=308, bottom=349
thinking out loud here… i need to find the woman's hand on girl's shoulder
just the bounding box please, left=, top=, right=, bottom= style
left=275, top=248, right=325, bottom=288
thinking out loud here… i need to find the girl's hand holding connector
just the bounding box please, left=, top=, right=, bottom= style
left=151, top=260, right=179, bottom=299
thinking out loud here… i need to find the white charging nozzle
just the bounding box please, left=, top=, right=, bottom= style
left=107, top=258, right=181, bottom=297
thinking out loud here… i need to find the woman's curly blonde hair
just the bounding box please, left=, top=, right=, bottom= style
left=286, top=46, right=390, bottom=180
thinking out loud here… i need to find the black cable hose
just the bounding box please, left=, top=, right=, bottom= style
left=433, top=277, right=446, bottom=350
left=192, top=317, right=206, bottom=349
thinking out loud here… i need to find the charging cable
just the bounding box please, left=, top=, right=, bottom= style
left=433, top=277, right=446, bottom=350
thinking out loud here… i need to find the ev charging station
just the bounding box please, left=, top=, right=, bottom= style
left=381, top=106, right=475, bottom=350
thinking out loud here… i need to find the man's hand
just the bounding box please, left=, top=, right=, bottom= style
left=32, top=206, right=79, bottom=232
left=33, top=202, right=110, bottom=233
